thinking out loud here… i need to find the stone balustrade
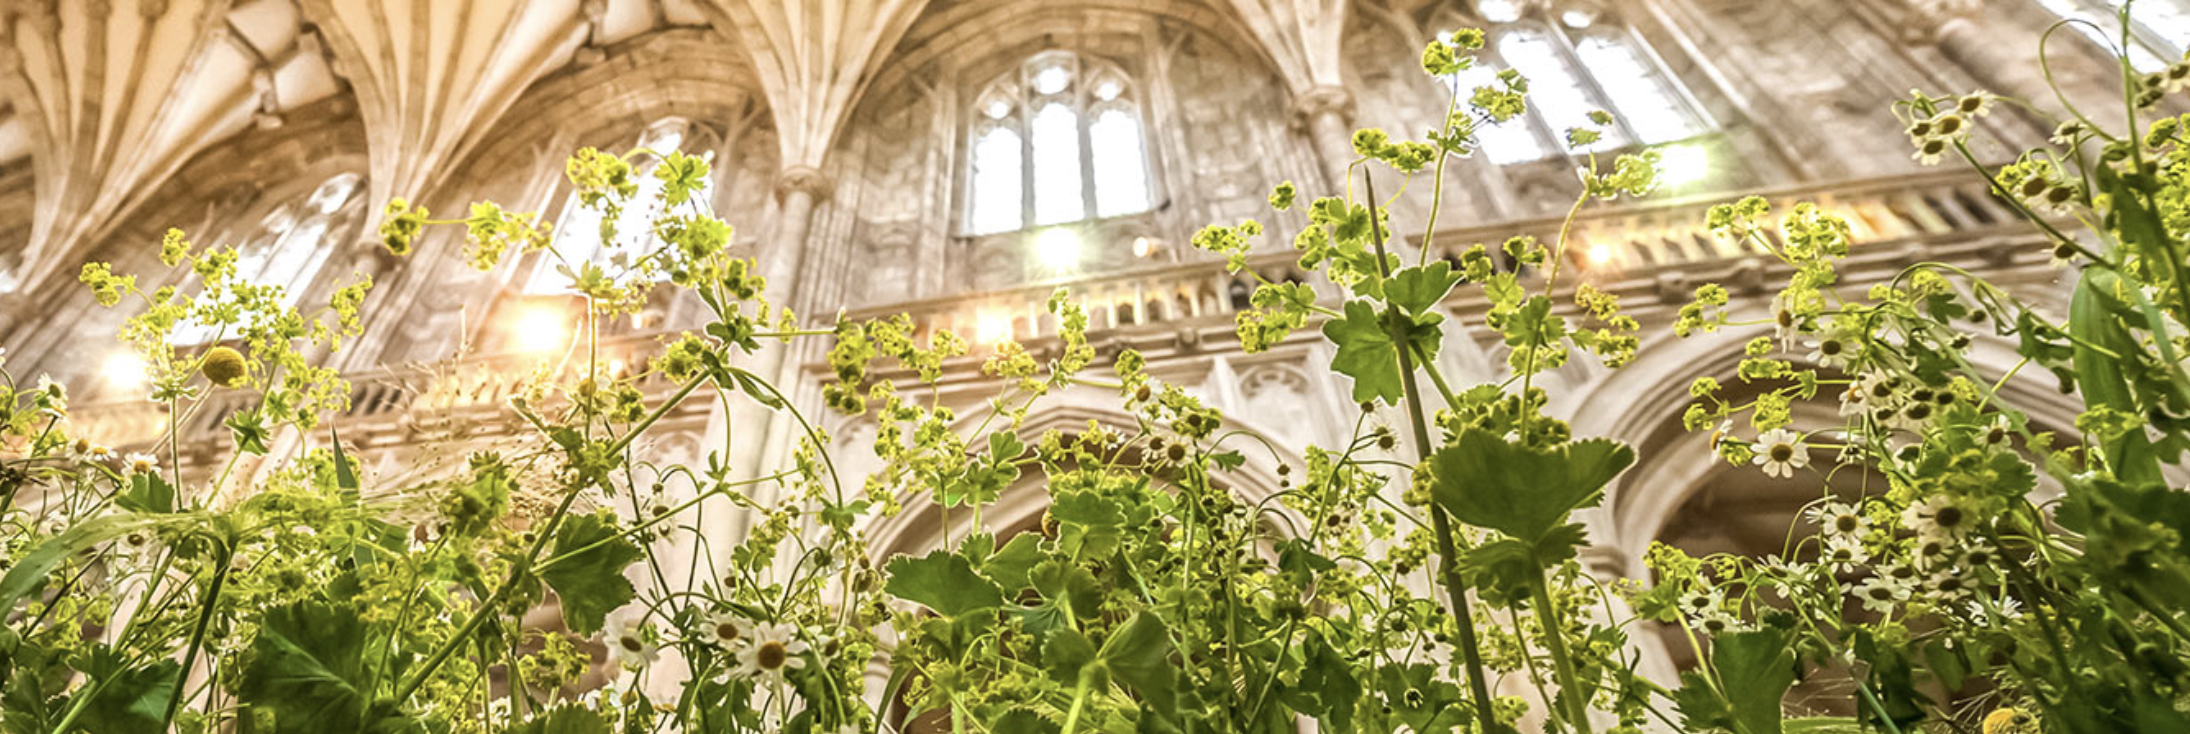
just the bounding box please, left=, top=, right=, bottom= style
left=59, top=168, right=2036, bottom=453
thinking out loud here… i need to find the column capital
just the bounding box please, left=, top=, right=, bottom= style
left=1902, top=0, right=1981, bottom=43
left=1289, top=85, right=1356, bottom=127
left=774, top=165, right=834, bottom=203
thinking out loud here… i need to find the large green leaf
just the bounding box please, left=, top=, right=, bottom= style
left=2070, top=269, right=2163, bottom=484
left=1100, top=612, right=1179, bottom=728
left=0, top=514, right=169, bottom=612
left=1429, top=428, right=1634, bottom=543
left=1323, top=299, right=1444, bottom=405
left=539, top=511, right=644, bottom=635
left=884, top=550, right=1005, bottom=618
left=235, top=601, right=375, bottom=734
left=1714, top=628, right=1798, bottom=734
left=1384, top=262, right=1465, bottom=316
left=69, top=647, right=179, bottom=734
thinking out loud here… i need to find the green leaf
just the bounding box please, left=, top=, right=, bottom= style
left=1429, top=428, right=1634, bottom=543
left=330, top=427, right=359, bottom=493
left=0, top=514, right=169, bottom=612
left=117, top=473, right=175, bottom=514
left=226, top=409, right=270, bottom=455
left=1042, top=628, right=1099, bottom=684
left=1322, top=299, right=1443, bottom=405
left=507, top=706, right=610, bottom=734
left=1101, top=612, right=1179, bottom=727
left=71, top=647, right=179, bottom=734
left=2070, top=269, right=2163, bottom=484
left=1713, top=628, right=1798, bottom=734
left=539, top=512, right=644, bottom=635
left=885, top=550, right=1005, bottom=618
left=981, top=533, right=1047, bottom=593
left=1385, top=262, right=1464, bottom=316
left=235, top=601, right=376, bottom=734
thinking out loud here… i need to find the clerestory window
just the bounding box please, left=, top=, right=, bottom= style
left=173, top=172, right=362, bottom=345
left=1439, top=0, right=1712, bottom=164
left=528, top=119, right=716, bottom=294
left=964, top=51, right=1154, bottom=236
left=2035, top=0, right=2190, bottom=71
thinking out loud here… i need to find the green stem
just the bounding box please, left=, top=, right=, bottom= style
left=161, top=542, right=232, bottom=730
left=1059, top=673, right=1094, bottom=734
left=1362, top=172, right=1501, bottom=734
left=1530, top=570, right=1593, bottom=734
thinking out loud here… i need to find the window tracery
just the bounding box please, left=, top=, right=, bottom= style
left=1440, top=1, right=1712, bottom=164
left=173, top=172, right=363, bottom=345
left=965, top=51, right=1154, bottom=236
left=528, top=118, right=716, bottom=294
left=2036, top=0, right=2190, bottom=71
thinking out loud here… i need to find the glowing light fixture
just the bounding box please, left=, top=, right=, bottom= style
left=1132, top=236, right=1154, bottom=258
left=1034, top=228, right=1081, bottom=270
left=513, top=305, right=570, bottom=354
left=1659, top=144, right=1710, bottom=187
left=104, top=353, right=148, bottom=388
left=977, top=311, right=1015, bottom=345
left=1587, top=244, right=1615, bottom=266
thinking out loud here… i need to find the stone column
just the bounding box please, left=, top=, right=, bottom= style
left=1907, top=0, right=2057, bottom=108
left=721, top=166, right=833, bottom=493
left=1292, top=85, right=1359, bottom=195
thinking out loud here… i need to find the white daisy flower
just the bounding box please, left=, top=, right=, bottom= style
left=1838, top=382, right=1869, bottom=418
left=85, top=444, right=116, bottom=464
left=1959, top=541, right=1998, bottom=571
left=1913, top=536, right=1953, bottom=568
left=1751, top=428, right=1808, bottom=479
left=1707, top=420, right=1734, bottom=453
left=1770, top=294, right=1800, bottom=351
left=2051, top=120, right=2085, bottom=145
left=1694, top=610, right=1747, bottom=636
left=36, top=373, right=65, bottom=399
left=734, top=622, right=811, bottom=684
left=604, top=615, right=660, bottom=669
left=1926, top=569, right=1974, bottom=602
left=697, top=611, right=750, bottom=652
left=1679, top=587, right=1725, bottom=618
left=2159, top=63, right=2190, bottom=93
left=1821, top=536, right=1867, bottom=575
left=1929, top=112, right=1970, bottom=140
left=1851, top=577, right=1912, bottom=613
left=1805, top=500, right=1867, bottom=538
left=1804, top=331, right=1856, bottom=370
left=1982, top=415, right=2012, bottom=448
left=1954, top=92, right=1995, bottom=118
left=124, top=452, right=157, bottom=475
left=64, top=437, right=94, bottom=462
left=0, top=346, right=7, bottom=369
left=1912, top=136, right=1950, bottom=165
left=1903, top=494, right=1976, bottom=540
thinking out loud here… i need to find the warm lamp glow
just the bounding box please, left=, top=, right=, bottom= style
left=513, top=306, right=570, bottom=354
left=1660, top=144, right=1709, bottom=187
left=1034, top=228, right=1081, bottom=270
left=976, top=312, right=1015, bottom=345
left=1586, top=244, right=1615, bottom=266
left=103, top=353, right=148, bottom=387
left=1132, top=236, right=1154, bottom=258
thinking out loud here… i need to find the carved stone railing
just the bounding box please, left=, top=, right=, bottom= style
left=68, top=333, right=687, bottom=452
left=62, top=169, right=2034, bottom=451
left=838, top=168, right=2028, bottom=345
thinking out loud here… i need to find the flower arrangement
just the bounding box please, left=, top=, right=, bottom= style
left=3, top=6, right=2188, bottom=734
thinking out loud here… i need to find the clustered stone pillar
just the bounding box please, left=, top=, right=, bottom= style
left=1911, top=0, right=2057, bottom=107
left=1292, top=85, right=1359, bottom=194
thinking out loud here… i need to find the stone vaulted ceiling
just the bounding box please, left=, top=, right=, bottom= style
left=0, top=0, right=1348, bottom=289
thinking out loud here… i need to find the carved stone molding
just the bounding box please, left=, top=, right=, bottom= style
left=774, top=165, right=835, bottom=203
left=1288, top=84, right=1355, bottom=128
left=1902, top=0, right=1981, bottom=44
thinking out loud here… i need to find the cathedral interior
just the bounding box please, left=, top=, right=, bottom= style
left=0, top=0, right=2166, bottom=715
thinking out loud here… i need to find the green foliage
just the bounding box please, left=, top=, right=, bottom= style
left=538, top=511, right=645, bottom=635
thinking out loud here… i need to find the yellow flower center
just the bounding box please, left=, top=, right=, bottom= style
left=757, top=640, right=788, bottom=670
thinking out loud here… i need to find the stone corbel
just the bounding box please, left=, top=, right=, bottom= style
left=1899, top=0, right=1981, bottom=46
left=1288, top=84, right=1356, bottom=130
left=774, top=165, right=835, bottom=204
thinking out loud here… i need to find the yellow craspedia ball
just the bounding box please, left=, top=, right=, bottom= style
left=1983, top=708, right=2034, bottom=734
left=200, top=346, right=248, bottom=388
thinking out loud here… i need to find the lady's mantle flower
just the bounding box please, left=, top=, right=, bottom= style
left=697, top=611, right=749, bottom=652
left=1903, top=494, right=1975, bottom=540
left=735, top=622, right=810, bottom=684
left=604, top=615, right=660, bottom=669
left=1752, top=428, right=1808, bottom=478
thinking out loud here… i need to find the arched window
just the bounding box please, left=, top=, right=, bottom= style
left=173, top=172, right=362, bottom=345
left=528, top=119, right=716, bottom=294
left=964, top=52, right=1154, bottom=236
left=2036, top=0, right=2190, bottom=71
left=1440, top=0, right=1711, bottom=164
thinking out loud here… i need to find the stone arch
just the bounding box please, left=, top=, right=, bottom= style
left=1569, top=323, right=2086, bottom=575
